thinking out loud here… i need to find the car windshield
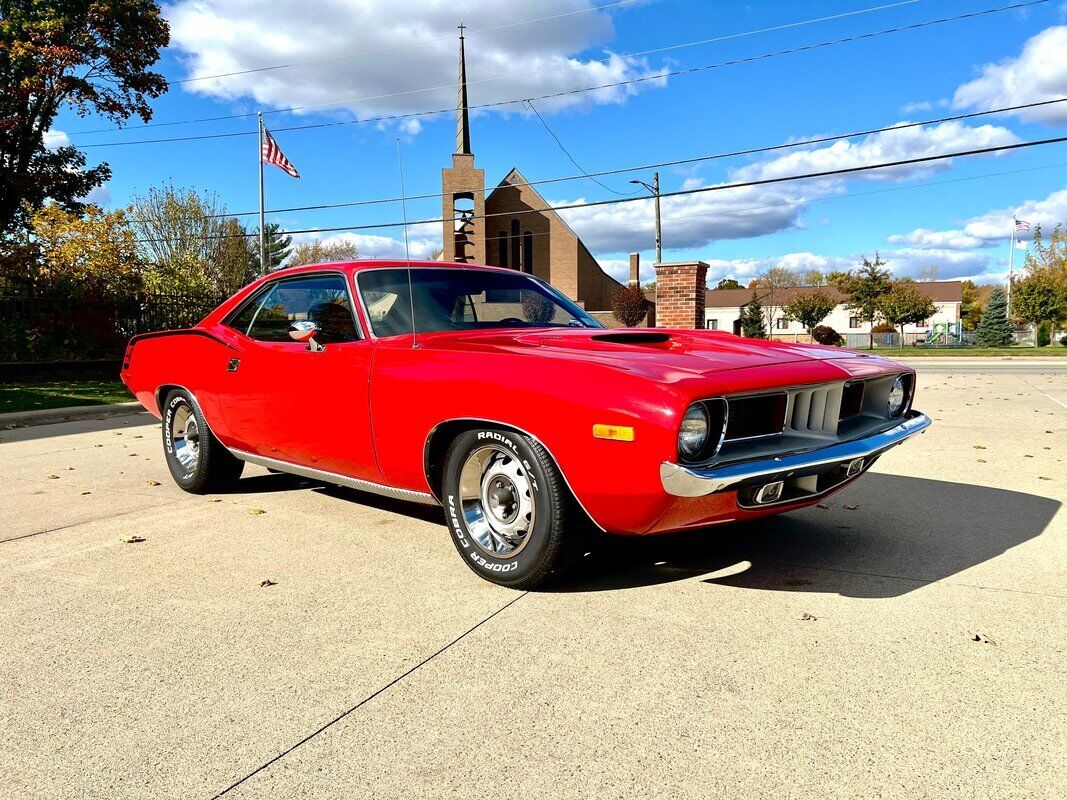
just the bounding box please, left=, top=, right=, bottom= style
left=356, top=268, right=602, bottom=337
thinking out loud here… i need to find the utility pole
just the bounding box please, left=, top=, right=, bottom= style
left=257, top=113, right=267, bottom=274
left=629, top=172, right=662, bottom=262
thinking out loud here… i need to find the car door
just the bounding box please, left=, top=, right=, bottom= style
left=218, top=272, right=381, bottom=482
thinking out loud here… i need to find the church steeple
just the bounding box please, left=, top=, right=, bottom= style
left=455, top=23, right=472, bottom=155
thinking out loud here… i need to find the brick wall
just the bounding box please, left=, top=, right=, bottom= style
left=654, top=261, right=709, bottom=329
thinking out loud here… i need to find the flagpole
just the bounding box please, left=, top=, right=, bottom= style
left=258, top=113, right=266, bottom=273
left=1007, top=214, right=1016, bottom=319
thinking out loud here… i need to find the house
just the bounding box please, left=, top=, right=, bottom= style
left=703, top=281, right=963, bottom=342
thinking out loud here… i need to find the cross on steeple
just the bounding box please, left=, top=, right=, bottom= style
left=455, top=23, right=471, bottom=155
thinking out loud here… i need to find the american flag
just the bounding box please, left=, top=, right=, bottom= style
left=1015, top=218, right=1030, bottom=232
left=262, top=128, right=300, bottom=178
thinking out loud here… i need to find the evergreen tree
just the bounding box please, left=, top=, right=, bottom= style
left=252, top=223, right=293, bottom=271
left=974, top=287, right=1013, bottom=347
left=740, top=291, right=767, bottom=338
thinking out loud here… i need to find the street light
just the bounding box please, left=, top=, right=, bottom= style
left=629, top=171, right=662, bottom=263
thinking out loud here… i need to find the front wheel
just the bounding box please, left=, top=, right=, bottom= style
left=162, top=389, right=244, bottom=493
left=442, top=428, right=587, bottom=589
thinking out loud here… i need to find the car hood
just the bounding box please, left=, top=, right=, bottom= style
left=417, top=327, right=876, bottom=380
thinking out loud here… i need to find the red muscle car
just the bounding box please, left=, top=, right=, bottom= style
left=121, top=260, right=930, bottom=588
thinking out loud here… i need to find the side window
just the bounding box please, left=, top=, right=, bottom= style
left=247, top=275, right=360, bottom=344
left=227, top=289, right=268, bottom=334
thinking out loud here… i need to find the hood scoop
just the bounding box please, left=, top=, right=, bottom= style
left=590, top=332, right=672, bottom=345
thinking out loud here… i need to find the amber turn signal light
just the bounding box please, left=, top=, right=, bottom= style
left=592, top=424, right=634, bottom=442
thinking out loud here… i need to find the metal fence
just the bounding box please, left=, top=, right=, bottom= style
left=0, top=291, right=225, bottom=363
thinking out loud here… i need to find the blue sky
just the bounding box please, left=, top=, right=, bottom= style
left=51, top=0, right=1067, bottom=286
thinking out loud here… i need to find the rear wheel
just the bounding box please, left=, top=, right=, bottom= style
left=442, top=428, right=587, bottom=589
left=162, top=389, right=243, bottom=493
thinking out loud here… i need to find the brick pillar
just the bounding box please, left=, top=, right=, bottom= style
left=654, top=261, right=709, bottom=329
left=628, top=253, right=640, bottom=287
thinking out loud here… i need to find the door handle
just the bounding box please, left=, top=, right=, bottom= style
left=227, top=357, right=241, bottom=373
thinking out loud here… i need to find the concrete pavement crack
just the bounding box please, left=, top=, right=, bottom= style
left=209, top=590, right=528, bottom=799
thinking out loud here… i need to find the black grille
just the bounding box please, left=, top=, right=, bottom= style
left=839, top=381, right=865, bottom=420
left=725, top=393, right=787, bottom=440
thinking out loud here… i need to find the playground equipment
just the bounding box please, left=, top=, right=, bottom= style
left=922, top=321, right=963, bottom=346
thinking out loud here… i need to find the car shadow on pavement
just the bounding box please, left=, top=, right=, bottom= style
left=553, top=473, right=1060, bottom=598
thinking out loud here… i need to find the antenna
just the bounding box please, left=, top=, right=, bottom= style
left=396, top=138, right=418, bottom=348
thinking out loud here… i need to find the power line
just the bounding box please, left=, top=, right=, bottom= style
left=76, top=0, right=1046, bottom=149
left=205, top=97, right=1067, bottom=220
left=133, top=134, right=1067, bottom=243
left=523, top=99, right=641, bottom=196
left=69, top=0, right=923, bottom=136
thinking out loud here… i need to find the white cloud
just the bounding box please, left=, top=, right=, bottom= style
left=82, top=184, right=112, bottom=207
left=889, top=188, right=1067, bottom=249
left=43, top=129, right=70, bottom=149
left=731, top=121, right=1019, bottom=184
left=165, top=0, right=667, bottom=124
left=953, top=26, right=1067, bottom=124
left=556, top=119, right=1019, bottom=255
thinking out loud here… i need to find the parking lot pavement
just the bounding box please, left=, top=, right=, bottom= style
left=1, top=369, right=1064, bottom=800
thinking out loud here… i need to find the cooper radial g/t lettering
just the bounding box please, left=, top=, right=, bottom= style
left=121, top=260, right=930, bottom=589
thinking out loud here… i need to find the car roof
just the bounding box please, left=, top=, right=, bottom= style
left=263, top=259, right=518, bottom=280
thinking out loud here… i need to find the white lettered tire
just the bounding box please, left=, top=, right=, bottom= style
left=162, top=390, right=244, bottom=493
left=442, top=428, right=586, bottom=588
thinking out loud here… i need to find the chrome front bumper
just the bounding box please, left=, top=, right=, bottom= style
left=660, top=411, right=931, bottom=498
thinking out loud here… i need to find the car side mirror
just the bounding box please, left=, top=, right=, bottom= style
left=289, top=320, right=324, bottom=352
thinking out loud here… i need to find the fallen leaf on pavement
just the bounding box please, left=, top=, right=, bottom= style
left=977, top=459, right=987, bottom=463
left=816, top=503, right=829, bottom=509
left=1039, top=476, right=1051, bottom=481
left=800, top=613, right=817, bottom=622
left=973, top=445, right=986, bottom=450
left=80, top=491, right=91, bottom=496
left=969, top=633, right=996, bottom=645
left=843, top=504, right=859, bottom=510
left=121, top=535, right=146, bottom=544
left=146, top=480, right=160, bottom=486
left=208, top=498, right=222, bottom=503
left=93, top=444, right=103, bottom=448
left=260, top=579, right=277, bottom=587
left=47, top=474, right=59, bottom=480
left=249, top=508, right=266, bottom=515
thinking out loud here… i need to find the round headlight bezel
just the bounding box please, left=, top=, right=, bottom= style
left=887, top=375, right=908, bottom=417
left=678, top=402, right=711, bottom=462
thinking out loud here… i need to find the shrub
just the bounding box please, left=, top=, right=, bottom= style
left=812, top=325, right=844, bottom=346
left=1060, top=333, right=1067, bottom=347
left=611, top=285, right=648, bottom=327
left=872, top=323, right=896, bottom=333
left=1037, top=320, right=1051, bottom=347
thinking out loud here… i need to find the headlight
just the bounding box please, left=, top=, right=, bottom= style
left=678, top=404, right=710, bottom=460
left=887, top=376, right=907, bottom=417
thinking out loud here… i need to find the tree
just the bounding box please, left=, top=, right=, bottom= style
left=715, top=277, right=742, bottom=290
left=830, top=254, right=892, bottom=348
left=752, top=265, right=796, bottom=332
left=28, top=204, right=141, bottom=297
left=740, top=291, right=766, bottom=338
left=974, top=287, right=1013, bottom=347
left=0, top=0, right=170, bottom=235
left=877, top=281, right=938, bottom=341
left=127, top=185, right=225, bottom=294
left=782, top=289, right=837, bottom=335
left=215, top=219, right=258, bottom=295
left=801, top=269, right=825, bottom=286
left=961, top=280, right=993, bottom=331
left=611, top=285, right=648, bottom=327
left=642, top=280, right=656, bottom=293
left=290, top=238, right=361, bottom=265
left=1012, top=272, right=1066, bottom=346
left=1022, top=222, right=1067, bottom=340
left=251, top=222, right=292, bottom=272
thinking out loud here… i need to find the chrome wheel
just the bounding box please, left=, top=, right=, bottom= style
left=170, top=403, right=200, bottom=473
left=458, top=445, right=535, bottom=557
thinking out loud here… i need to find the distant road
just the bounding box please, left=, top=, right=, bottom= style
left=899, top=359, right=1067, bottom=374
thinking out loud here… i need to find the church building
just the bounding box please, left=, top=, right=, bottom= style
left=439, top=30, right=632, bottom=317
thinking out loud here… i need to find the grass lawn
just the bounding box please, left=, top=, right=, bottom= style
left=0, top=380, right=133, bottom=414
left=854, top=347, right=1067, bottom=357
